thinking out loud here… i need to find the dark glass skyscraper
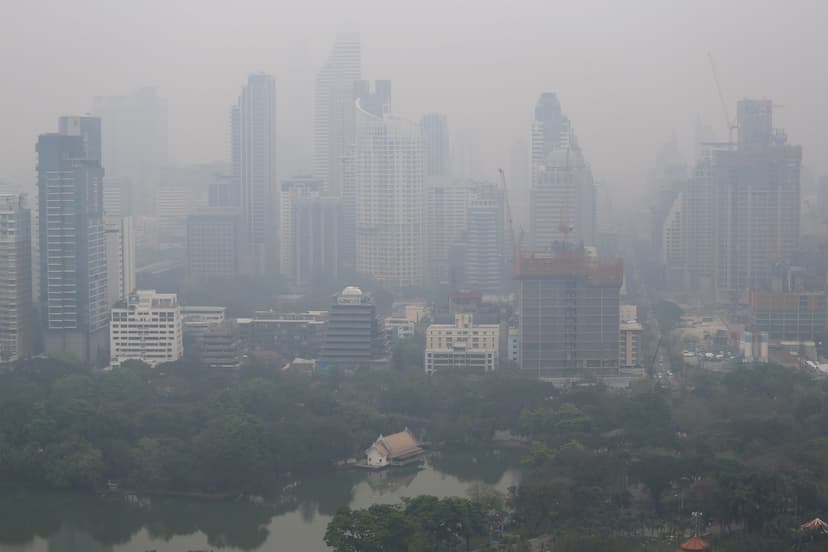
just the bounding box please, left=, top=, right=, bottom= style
left=37, top=117, right=108, bottom=363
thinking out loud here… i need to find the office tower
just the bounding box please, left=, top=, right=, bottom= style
left=318, top=286, right=385, bottom=370
left=341, top=80, right=392, bottom=269
left=713, top=100, right=801, bottom=301
left=156, top=163, right=219, bottom=241
left=109, top=290, right=183, bottom=367
left=464, top=184, right=507, bottom=293
left=104, top=216, right=135, bottom=308
left=292, top=196, right=340, bottom=285
left=421, top=113, right=450, bottom=177
left=0, top=194, right=34, bottom=361
left=37, top=118, right=108, bottom=363
left=279, top=175, right=324, bottom=278
left=92, top=88, right=168, bottom=216
left=186, top=209, right=243, bottom=280
left=352, top=91, right=425, bottom=287
left=425, top=178, right=470, bottom=285
left=515, top=248, right=623, bottom=378
left=234, top=74, right=277, bottom=275
left=529, top=93, right=595, bottom=250
left=103, top=177, right=126, bottom=217
left=313, top=32, right=362, bottom=195
left=424, top=313, right=499, bottom=374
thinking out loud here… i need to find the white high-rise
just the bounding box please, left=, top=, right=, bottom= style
left=353, top=99, right=425, bottom=288
left=314, top=33, right=362, bottom=195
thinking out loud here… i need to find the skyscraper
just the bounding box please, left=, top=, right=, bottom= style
left=234, top=74, right=277, bottom=275
left=186, top=209, right=243, bottom=281
left=0, top=193, right=34, bottom=361
left=292, top=196, right=341, bottom=286
left=37, top=117, right=108, bottom=363
left=279, top=175, right=324, bottom=278
left=352, top=92, right=425, bottom=288
left=313, top=33, right=362, bottom=195
left=92, top=88, right=168, bottom=216
left=425, top=178, right=470, bottom=285
left=529, top=93, right=595, bottom=250
left=464, top=184, right=507, bottom=293
left=341, top=80, right=392, bottom=270
left=713, top=99, right=801, bottom=301
left=421, top=113, right=450, bottom=177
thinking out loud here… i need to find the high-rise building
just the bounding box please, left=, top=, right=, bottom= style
left=529, top=93, right=595, bottom=250
left=279, top=175, right=324, bottom=278
left=92, top=88, right=168, bottom=216
left=464, top=184, right=507, bottom=293
left=515, top=248, right=623, bottom=378
left=292, top=196, right=340, bottom=286
left=110, top=290, right=183, bottom=367
left=421, top=113, right=450, bottom=177
left=0, top=194, right=34, bottom=361
left=340, top=80, right=392, bottom=270
left=318, top=286, right=385, bottom=370
left=104, top=216, right=135, bottom=308
left=186, top=209, right=243, bottom=280
left=37, top=117, right=108, bottom=363
left=508, top=138, right=531, bottom=232
left=313, top=32, right=362, bottom=195
left=713, top=100, right=801, bottom=300
left=234, top=74, right=277, bottom=275
left=425, top=178, right=470, bottom=285
left=352, top=94, right=425, bottom=288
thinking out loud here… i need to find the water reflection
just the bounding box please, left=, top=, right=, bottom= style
left=0, top=449, right=522, bottom=552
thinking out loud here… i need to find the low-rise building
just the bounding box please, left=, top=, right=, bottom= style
left=236, top=310, right=328, bottom=357
left=365, top=429, right=424, bottom=468
left=424, top=313, right=500, bottom=374
left=200, top=320, right=242, bottom=369
left=619, top=319, right=643, bottom=369
left=385, top=317, right=416, bottom=340
left=181, top=305, right=226, bottom=337
left=750, top=290, right=826, bottom=341
left=110, top=290, right=183, bottom=367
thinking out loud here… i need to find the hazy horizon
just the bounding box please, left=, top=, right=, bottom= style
left=3, top=0, right=827, bottom=211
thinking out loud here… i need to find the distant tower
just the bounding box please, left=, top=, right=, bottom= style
left=279, top=175, right=324, bottom=279
left=421, top=113, right=450, bottom=177
left=464, top=184, right=507, bottom=293
left=352, top=93, right=425, bottom=288
left=713, top=99, right=801, bottom=300
left=314, top=32, right=362, bottom=196
left=37, top=117, right=108, bottom=363
left=234, top=74, right=277, bottom=275
left=529, top=94, right=595, bottom=250
left=92, top=88, right=167, bottom=216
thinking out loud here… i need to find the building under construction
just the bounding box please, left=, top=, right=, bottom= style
left=514, top=247, right=623, bottom=378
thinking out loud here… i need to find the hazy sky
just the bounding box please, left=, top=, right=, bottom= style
left=2, top=0, right=826, bottom=207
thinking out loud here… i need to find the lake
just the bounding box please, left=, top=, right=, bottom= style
left=0, top=449, right=523, bottom=552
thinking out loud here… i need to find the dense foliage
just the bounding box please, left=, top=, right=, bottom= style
left=327, top=364, right=828, bottom=551
left=325, top=496, right=488, bottom=552
left=0, top=357, right=551, bottom=494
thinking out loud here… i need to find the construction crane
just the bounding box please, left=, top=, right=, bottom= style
left=498, top=168, right=520, bottom=269
left=707, top=52, right=737, bottom=146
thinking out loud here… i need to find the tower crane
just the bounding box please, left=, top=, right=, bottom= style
left=707, top=52, right=737, bottom=146
left=498, top=168, right=521, bottom=269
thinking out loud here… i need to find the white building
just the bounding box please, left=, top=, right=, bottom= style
left=105, top=216, right=135, bottom=308
left=365, top=429, right=423, bottom=468
left=181, top=305, right=226, bottom=337
left=353, top=98, right=425, bottom=287
left=110, top=290, right=183, bottom=367
left=424, top=313, right=499, bottom=374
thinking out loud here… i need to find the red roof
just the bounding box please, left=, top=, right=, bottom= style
left=800, top=518, right=828, bottom=532
left=678, top=536, right=709, bottom=551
